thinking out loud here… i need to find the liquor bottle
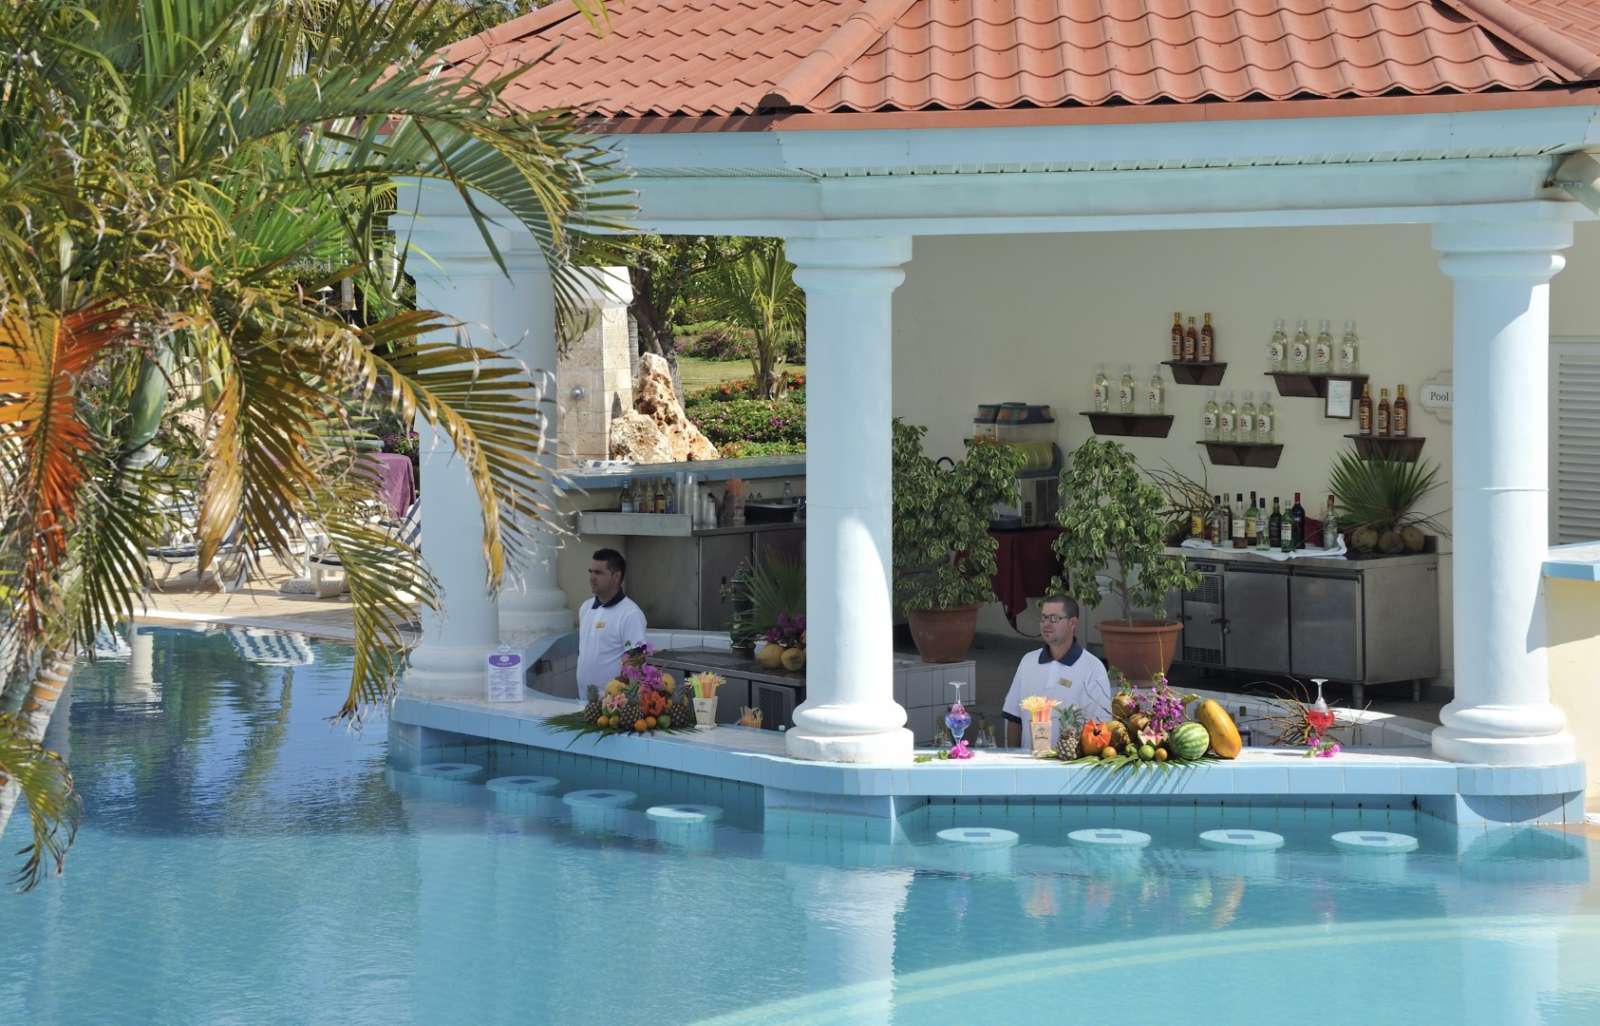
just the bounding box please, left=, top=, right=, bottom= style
left=1208, top=495, right=1224, bottom=545
left=1219, top=390, right=1237, bottom=440
left=665, top=478, right=678, bottom=515
left=1267, top=318, right=1287, bottom=372
left=1199, top=313, right=1216, bottom=362
left=1202, top=390, right=1220, bottom=441
left=1339, top=320, right=1361, bottom=372
left=1238, top=391, right=1256, bottom=444
left=1268, top=497, right=1283, bottom=549
left=1171, top=312, right=1184, bottom=361
left=1256, top=391, right=1275, bottom=443
left=1324, top=494, right=1340, bottom=549
left=654, top=478, right=668, bottom=514
left=1244, top=490, right=1258, bottom=547
left=1313, top=319, right=1334, bottom=372
left=1147, top=366, right=1165, bottom=415
left=1256, top=498, right=1270, bottom=550
left=1376, top=387, right=1392, bottom=437
left=1232, top=493, right=1247, bottom=549
left=1221, top=494, right=1234, bottom=544
left=1291, top=492, right=1306, bottom=550
left=1290, top=319, right=1311, bottom=372
left=1358, top=383, right=1374, bottom=436
left=1183, top=317, right=1199, bottom=362
left=1118, top=365, right=1136, bottom=413
left=1093, top=365, right=1111, bottom=412
left=1394, top=384, right=1409, bottom=437
left=620, top=480, right=635, bottom=514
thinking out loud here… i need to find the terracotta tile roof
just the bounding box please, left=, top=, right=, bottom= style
left=442, top=0, right=1600, bottom=121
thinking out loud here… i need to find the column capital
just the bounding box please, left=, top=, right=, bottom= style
left=785, top=236, right=912, bottom=291
left=1432, top=220, right=1572, bottom=282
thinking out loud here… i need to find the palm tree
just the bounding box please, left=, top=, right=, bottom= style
left=0, top=0, right=626, bottom=889
left=698, top=239, right=806, bottom=400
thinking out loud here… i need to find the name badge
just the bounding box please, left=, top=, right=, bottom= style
left=1057, top=677, right=1073, bottom=689
left=594, top=619, right=607, bottom=630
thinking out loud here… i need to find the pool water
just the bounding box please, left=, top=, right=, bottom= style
left=4, top=626, right=1599, bottom=1026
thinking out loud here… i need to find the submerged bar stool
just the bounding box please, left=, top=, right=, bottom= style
left=647, top=804, right=724, bottom=850
left=1332, top=830, right=1418, bottom=884
left=936, top=827, right=1019, bottom=874
left=562, top=789, right=637, bottom=833
left=416, top=761, right=486, bottom=798
left=486, top=775, right=561, bottom=814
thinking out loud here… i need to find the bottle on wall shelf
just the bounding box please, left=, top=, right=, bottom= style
left=1358, top=383, right=1374, bottom=436
left=1199, top=313, right=1216, bottom=362
left=1256, top=391, right=1276, bottom=443
left=1093, top=365, right=1111, bottom=412
left=1340, top=320, right=1361, bottom=373
left=1238, top=390, right=1256, bottom=443
left=1203, top=390, right=1220, bottom=441
left=1118, top=365, right=1136, bottom=413
left=1219, top=390, right=1237, bottom=440
left=1394, top=384, right=1409, bottom=437
left=1147, top=366, right=1165, bottom=415
left=1171, top=312, right=1184, bottom=361
left=1290, top=492, right=1306, bottom=550
left=1313, top=319, right=1334, bottom=372
left=1376, top=387, right=1392, bottom=437
left=1290, top=318, right=1311, bottom=372
left=1183, top=317, right=1199, bottom=362
left=1267, top=318, right=1287, bottom=372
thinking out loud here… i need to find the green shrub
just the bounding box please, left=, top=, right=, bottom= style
left=685, top=374, right=806, bottom=405
left=688, top=397, right=805, bottom=446
left=718, top=439, right=805, bottom=458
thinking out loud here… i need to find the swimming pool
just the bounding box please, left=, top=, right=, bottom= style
left=3, top=626, right=1598, bottom=1026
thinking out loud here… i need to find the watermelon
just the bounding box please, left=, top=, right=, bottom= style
left=1169, top=721, right=1211, bottom=761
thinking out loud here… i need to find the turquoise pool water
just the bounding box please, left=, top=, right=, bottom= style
left=4, top=626, right=1599, bottom=1026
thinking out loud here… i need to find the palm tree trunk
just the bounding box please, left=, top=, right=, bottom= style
left=0, top=650, right=74, bottom=840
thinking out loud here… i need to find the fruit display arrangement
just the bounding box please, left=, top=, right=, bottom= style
left=545, top=643, right=699, bottom=738
left=754, top=613, right=806, bottom=672
left=1061, top=673, right=1241, bottom=771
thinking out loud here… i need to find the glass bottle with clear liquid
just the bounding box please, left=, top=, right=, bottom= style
left=1339, top=320, right=1361, bottom=373
left=1118, top=364, right=1136, bottom=413
left=1290, top=319, right=1311, bottom=372
left=1092, top=365, right=1110, bottom=412
left=1267, top=318, right=1287, bottom=372
left=1146, top=366, right=1165, bottom=415
left=1256, top=390, right=1275, bottom=443
left=1202, top=390, right=1220, bottom=441
left=1218, top=390, right=1237, bottom=440
left=1313, top=319, right=1334, bottom=372
left=1238, top=390, right=1256, bottom=443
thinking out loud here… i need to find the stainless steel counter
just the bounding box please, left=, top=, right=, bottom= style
left=1163, top=545, right=1441, bottom=571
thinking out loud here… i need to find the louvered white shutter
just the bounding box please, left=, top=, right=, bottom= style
left=1551, top=340, right=1600, bottom=544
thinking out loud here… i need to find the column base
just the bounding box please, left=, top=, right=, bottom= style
left=785, top=726, right=914, bottom=764
left=404, top=644, right=490, bottom=700
left=1431, top=725, right=1577, bottom=766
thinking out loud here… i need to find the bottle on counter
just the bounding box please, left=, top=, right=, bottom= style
left=1199, top=313, right=1216, bottom=362
left=1203, top=390, right=1221, bottom=441
left=654, top=478, right=667, bottom=514
left=665, top=476, right=678, bottom=515
left=1256, top=498, right=1270, bottom=550
left=1093, top=365, right=1111, bottom=412
left=1118, top=365, right=1136, bottom=413
left=1340, top=320, right=1361, bottom=373
left=620, top=480, right=635, bottom=514
left=1267, top=318, right=1287, bottom=372
left=1291, top=492, right=1306, bottom=550
left=1232, top=493, right=1247, bottom=549
left=1244, top=490, right=1259, bottom=547
left=1394, top=385, right=1409, bottom=437
left=1219, top=390, right=1237, bottom=440
left=1377, top=387, right=1392, bottom=437
left=1171, top=312, right=1184, bottom=361
left=783, top=481, right=794, bottom=503
left=1290, top=319, right=1311, bottom=372
left=1256, top=390, right=1276, bottom=443
left=1269, top=497, right=1283, bottom=549
left=1313, top=319, right=1334, bottom=372
left=1183, top=317, right=1199, bottom=362
left=1238, top=390, right=1256, bottom=443
left=1147, top=366, right=1165, bottom=415
left=1324, top=494, right=1340, bottom=549
left=1358, top=383, right=1374, bottom=436
left=1205, top=495, right=1221, bottom=545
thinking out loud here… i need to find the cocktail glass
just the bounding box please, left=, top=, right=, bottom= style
left=1307, top=678, right=1334, bottom=736
left=945, top=682, right=972, bottom=747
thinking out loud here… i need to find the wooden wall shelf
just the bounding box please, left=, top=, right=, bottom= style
left=1200, top=441, right=1284, bottom=468
left=1080, top=412, right=1174, bottom=438
left=1163, top=360, right=1227, bottom=386
left=1267, top=371, right=1368, bottom=398
left=1346, top=434, right=1425, bottom=462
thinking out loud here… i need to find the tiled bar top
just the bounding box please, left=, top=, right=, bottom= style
left=392, top=694, right=1584, bottom=800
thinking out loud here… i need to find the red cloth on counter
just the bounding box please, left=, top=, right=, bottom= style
left=990, top=526, right=1064, bottom=620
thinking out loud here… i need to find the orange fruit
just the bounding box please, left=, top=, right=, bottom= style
left=646, top=716, right=658, bottom=729
left=634, top=719, right=647, bottom=732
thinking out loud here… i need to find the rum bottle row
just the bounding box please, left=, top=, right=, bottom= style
left=1357, top=383, right=1410, bottom=437
left=1170, top=312, right=1218, bottom=363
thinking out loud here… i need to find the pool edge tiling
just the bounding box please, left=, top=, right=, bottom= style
left=390, top=694, right=1588, bottom=832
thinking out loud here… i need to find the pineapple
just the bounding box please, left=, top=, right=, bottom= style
left=668, top=692, right=694, bottom=728
left=1055, top=705, right=1085, bottom=760
left=620, top=696, right=643, bottom=731
left=582, top=686, right=602, bottom=725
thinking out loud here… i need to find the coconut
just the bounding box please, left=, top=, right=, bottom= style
left=756, top=642, right=785, bottom=669
left=1352, top=526, right=1379, bottom=552
left=1401, top=525, right=1426, bottom=552
left=1378, top=529, right=1405, bottom=554
left=780, top=646, right=806, bottom=671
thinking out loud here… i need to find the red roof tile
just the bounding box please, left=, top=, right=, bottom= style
left=442, top=0, right=1600, bottom=121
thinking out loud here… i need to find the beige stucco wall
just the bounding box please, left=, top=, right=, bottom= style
left=891, top=222, right=1600, bottom=681
left=1547, top=577, right=1600, bottom=805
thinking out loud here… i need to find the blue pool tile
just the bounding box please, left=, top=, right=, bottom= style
left=915, top=766, right=964, bottom=796
left=1232, top=765, right=1291, bottom=795
left=1398, top=767, right=1449, bottom=796
left=961, top=768, right=1018, bottom=796
left=1340, top=765, right=1398, bottom=793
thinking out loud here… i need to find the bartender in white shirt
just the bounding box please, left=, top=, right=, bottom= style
left=577, top=548, right=648, bottom=691
left=1003, top=594, right=1113, bottom=748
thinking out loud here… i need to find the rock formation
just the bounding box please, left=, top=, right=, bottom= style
left=609, top=352, right=720, bottom=463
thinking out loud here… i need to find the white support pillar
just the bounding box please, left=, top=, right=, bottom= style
left=1431, top=218, right=1576, bottom=766
left=783, top=236, right=914, bottom=763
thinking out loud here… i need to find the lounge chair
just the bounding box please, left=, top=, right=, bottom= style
left=145, top=497, right=250, bottom=590
left=307, top=501, right=421, bottom=598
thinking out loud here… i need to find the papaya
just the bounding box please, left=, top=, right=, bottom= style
left=1195, top=699, right=1243, bottom=759
left=1080, top=720, right=1113, bottom=757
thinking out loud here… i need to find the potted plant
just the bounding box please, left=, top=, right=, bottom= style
left=722, top=553, right=804, bottom=661
left=1051, top=439, right=1201, bottom=682
left=1327, top=450, right=1446, bottom=556
left=892, top=419, right=1025, bottom=662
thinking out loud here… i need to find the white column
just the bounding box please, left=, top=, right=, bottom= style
left=783, top=236, right=914, bottom=763
left=1431, top=218, right=1576, bottom=765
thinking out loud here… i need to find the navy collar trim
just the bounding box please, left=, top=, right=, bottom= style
left=592, top=590, right=627, bottom=610
left=1038, top=640, right=1084, bottom=667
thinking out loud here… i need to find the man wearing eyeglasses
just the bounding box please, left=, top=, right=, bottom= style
left=1002, top=593, right=1112, bottom=748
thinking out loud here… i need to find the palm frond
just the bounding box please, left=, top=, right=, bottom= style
left=0, top=712, right=82, bottom=892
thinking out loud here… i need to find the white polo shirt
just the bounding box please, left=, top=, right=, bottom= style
left=577, top=591, right=648, bottom=691
left=1002, top=642, right=1113, bottom=748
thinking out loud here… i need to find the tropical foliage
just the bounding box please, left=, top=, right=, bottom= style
left=1327, top=449, right=1446, bottom=549
left=892, top=419, right=1024, bottom=611
left=695, top=240, right=805, bottom=399
left=0, top=0, right=624, bottom=888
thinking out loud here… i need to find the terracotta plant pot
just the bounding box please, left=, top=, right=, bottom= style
left=1098, top=620, right=1184, bottom=683
left=906, top=605, right=980, bottom=663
